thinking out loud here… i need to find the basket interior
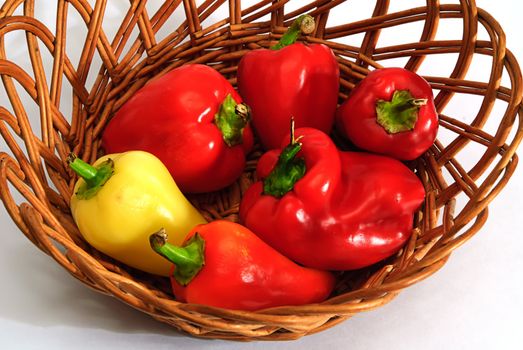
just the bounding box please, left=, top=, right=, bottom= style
left=0, top=0, right=522, bottom=341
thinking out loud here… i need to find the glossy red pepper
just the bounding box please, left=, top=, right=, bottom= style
left=237, top=15, right=339, bottom=150
left=102, top=64, right=253, bottom=193
left=336, top=67, right=438, bottom=160
left=150, top=221, right=335, bottom=311
left=239, top=126, right=426, bottom=271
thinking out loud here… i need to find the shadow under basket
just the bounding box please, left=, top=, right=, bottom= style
left=1, top=0, right=522, bottom=341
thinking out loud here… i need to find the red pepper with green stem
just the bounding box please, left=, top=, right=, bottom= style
left=150, top=221, right=335, bottom=311
left=237, top=15, right=339, bottom=150
left=239, top=124, right=426, bottom=271
left=336, top=67, right=438, bottom=160
left=102, top=64, right=253, bottom=193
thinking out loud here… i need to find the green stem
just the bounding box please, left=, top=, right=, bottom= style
left=214, top=94, right=251, bottom=147
left=150, top=229, right=205, bottom=286
left=375, top=90, right=428, bottom=134
left=68, top=153, right=114, bottom=200
left=271, top=14, right=315, bottom=50
left=263, top=118, right=306, bottom=198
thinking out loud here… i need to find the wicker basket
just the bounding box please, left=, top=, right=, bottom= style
left=1, top=0, right=522, bottom=341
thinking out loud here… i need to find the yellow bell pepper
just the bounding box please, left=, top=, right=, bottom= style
left=68, top=151, right=206, bottom=276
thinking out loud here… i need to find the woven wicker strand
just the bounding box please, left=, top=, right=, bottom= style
left=1, top=0, right=522, bottom=341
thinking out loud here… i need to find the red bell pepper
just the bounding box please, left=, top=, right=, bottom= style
left=239, top=126, right=426, bottom=271
left=336, top=67, right=438, bottom=160
left=237, top=15, right=339, bottom=150
left=102, top=64, right=253, bottom=193
left=149, top=221, right=335, bottom=311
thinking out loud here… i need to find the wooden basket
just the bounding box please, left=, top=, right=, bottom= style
left=1, top=0, right=522, bottom=341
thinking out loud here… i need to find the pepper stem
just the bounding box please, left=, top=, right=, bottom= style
left=271, top=14, right=315, bottom=50
left=214, top=94, right=251, bottom=147
left=68, top=153, right=114, bottom=200
left=150, top=229, right=205, bottom=286
left=263, top=118, right=306, bottom=198
left=375, top=90, right=427, bottom=134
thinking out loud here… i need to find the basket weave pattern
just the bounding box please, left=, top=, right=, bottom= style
left=1, top=0, right=522, bottom=340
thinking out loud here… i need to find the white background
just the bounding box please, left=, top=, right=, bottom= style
left=1, top=1, right=522, bottom=349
